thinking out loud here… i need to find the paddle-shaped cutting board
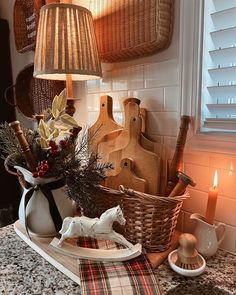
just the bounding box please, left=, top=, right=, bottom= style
left=108, top=116, right=161, bottom=195
left=89, top=95, right=122, bottom=152
left=97, top=98, right=141, bottom=164
left=105, top=158, right=147, bottom=192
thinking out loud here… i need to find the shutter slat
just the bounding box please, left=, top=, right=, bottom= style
left=201, top=0, right=236, bottom=132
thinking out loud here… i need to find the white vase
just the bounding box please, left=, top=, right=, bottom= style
left=15, top=166, right=76, bottom=237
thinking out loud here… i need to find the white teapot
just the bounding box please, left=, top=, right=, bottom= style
left=190, top=213, right=226, bottom=257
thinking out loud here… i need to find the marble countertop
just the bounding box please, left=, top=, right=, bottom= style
left=0, top=224, right=235, bottom=295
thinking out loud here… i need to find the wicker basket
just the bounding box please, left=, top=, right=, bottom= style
left=90, top=0, right=174, bottom=62
left=83, top=185, right=189, bottom=252
left=13, top=0, right=45, bottom=53
left=5, top=64, right=65, bottom=120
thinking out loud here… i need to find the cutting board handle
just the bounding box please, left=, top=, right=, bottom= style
left=99, top=95, right=115, bottom=121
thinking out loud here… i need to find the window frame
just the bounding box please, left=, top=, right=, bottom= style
left=179, top=0, right=236, bottom=155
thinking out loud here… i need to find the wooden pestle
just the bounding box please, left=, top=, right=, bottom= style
left=175, top=233, right=201, bottom=270
left=168, top=172, right=196, bottom=197
left=9, top=121, right=37, bottom=172
left=165, top=115, right=191, bottom=196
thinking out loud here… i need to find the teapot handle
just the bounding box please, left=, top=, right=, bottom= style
left=216, top=223, right=226, bottom=246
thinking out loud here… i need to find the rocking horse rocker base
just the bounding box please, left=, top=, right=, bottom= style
left=49, top=206, right=142, bottom=262
left=49, top=238, right=142, bottom=262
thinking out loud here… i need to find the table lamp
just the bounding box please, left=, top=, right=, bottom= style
left=33, top=0, right=102, bottom=117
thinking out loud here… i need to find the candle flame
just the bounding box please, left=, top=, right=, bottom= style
left=213, top=170, right=218, bottom=188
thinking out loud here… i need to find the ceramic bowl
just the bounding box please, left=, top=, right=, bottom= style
left=168, top=250, right=206, bottom=277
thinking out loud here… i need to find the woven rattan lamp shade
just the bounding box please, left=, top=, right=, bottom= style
left=33, top=3, right=102, bottom=81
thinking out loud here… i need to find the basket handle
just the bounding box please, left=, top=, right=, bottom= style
left=4, top=85, right=17, bottom=107
left=4, top=153, right=19, bottom=176
left=4, top=154, right=27, bottom=188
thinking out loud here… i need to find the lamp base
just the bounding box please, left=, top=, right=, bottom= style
left=66, top=99, right=76, bottom=117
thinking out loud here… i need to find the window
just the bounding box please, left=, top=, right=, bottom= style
left=179, top=0, right=236, bottom=153
left=201, top=0, right=236, bottom=132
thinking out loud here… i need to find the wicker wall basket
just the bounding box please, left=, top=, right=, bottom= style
left=13, top=0, right=45, bottom=53
left=5, top=64, right=65, bottom=120
left=90, top=0, right=174, bottom=62
left=82, top=185, right=189, bottom=252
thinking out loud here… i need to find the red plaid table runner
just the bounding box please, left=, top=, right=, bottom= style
left=77, top=237, right=162, bottom=295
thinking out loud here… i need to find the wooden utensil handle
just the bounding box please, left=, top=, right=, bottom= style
left=9, top=121, right=37, bottom=172
left=165, top=115, right=191, bottom=196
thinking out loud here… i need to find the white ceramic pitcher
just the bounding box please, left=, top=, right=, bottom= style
left=190, top=213, right=226, bottom=257
left=15, top=166, right=76, bottom=237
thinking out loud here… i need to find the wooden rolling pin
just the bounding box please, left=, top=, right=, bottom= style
left=165, top=115, right=191, bottom=196
left=9, top=121, right=37, bottom=172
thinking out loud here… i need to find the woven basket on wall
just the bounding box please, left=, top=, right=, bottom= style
left=5, top=63, right=65, bottom=120
left=13, top=0, right=45, bottom=53
left=90, top=0, right=174, bottom=62
left=81, top=185, right=188, bottom=252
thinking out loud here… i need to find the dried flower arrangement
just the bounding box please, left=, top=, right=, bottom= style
left=0, top=90, right=113, bottom=213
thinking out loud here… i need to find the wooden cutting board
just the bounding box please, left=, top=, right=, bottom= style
left=109, top=116, right=161, bottom=195
left=88, top=95, right=122, bottom=152
left=14, top=220, right=180, bottom=273
left=97, top=98, right=141, bottom=164
left=105, top=158, right=147, bottom=192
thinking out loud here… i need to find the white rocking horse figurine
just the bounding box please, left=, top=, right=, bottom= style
left=58, top=206, right=133, bottom=248
left=49, top=206, right=142, bottom=262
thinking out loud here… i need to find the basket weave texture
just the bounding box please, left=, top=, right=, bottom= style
left=90, top=0, right=174, bottom=62
left=13, top=0, right=45, bottom=53
left=83, top=185, right=188, bottom=252
left=5, top=64, right=65, bottom=120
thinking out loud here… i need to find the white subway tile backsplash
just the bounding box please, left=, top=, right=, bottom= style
left=215, top=196, right=236, bottom=227
left=88, top=111, right=99, bottom=126
left=86, top=93, right=101, bottom=111
left=184, top=163, right=211, bottom=192
left=87, top=72, right=112, bottom=93
left=144, top=59, right=179, bottom=88
left=209, top=155, right=236, bottom=171
left=182, top=189, right=208, bottom=216
left=183, top=211, right=196, bottom=234
left=112, top=66, right=144, bottom=91
left=146, top=112, right=178, bottom=136
left=86, top=92, right=129, bottom=112
left=218, top=224, right=236, bottom=253
left=216, top=168, right=236, bottom=199
left=164, top=86, right=179, bottom=111
left=184, top=151, right=210, bottom=167
left=129, top=88, right=164, bottom=111
left=113, top=112, right=124, bottom=126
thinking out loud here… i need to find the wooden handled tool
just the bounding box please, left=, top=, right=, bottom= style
left=9, top=121, right=37, bottom=172
left=165, top=115, right=191, bottom=196
left=168, top=172, right=196, bottom=197
left=175, top=233, right=201, bottom=270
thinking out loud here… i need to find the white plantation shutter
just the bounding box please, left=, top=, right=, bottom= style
left=201, top=0, right=236, bottom=132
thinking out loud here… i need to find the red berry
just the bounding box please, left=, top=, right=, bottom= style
left=42, top=163, right=49, bottom=171
left=60, top=140, right=67, bottom=147
left=38, top=171, right=46, bottom=177
left=49, top=140, right=57, bottom=148
left=33, top=172, right=39, bottom=178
